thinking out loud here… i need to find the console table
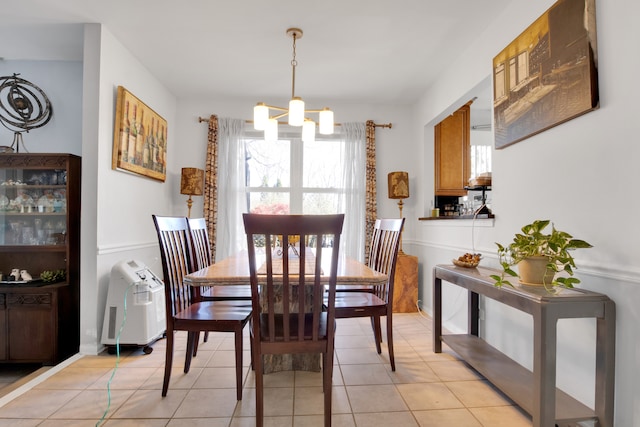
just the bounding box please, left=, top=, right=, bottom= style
left=433, top=264, right=615, bottom=427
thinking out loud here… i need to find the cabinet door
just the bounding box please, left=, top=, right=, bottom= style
left=435, top=103, right=470, bottom=196
left=8, top=292, right=55, bottom=362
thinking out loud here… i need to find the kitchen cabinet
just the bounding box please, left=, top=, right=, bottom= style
left=434, top=103, right=470, bottom=196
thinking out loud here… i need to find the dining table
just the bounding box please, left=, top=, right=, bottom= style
left=183, top=249, right=388, bottom=373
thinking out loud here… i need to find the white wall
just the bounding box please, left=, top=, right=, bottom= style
left=173, top=97, right=417, bottom=232
left=0, top=61, right=82, bottom=154
left=411, top=0, right=639, bottom=424
left=79, top=24, right=178, bottom=355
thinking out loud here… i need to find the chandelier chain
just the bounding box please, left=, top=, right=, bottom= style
left=291, top=32, right=298, bottom=99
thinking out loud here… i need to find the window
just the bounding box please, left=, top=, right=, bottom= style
left=215, top=119, right=364, bottom=262
left=244, top=129, right=344, bottom=216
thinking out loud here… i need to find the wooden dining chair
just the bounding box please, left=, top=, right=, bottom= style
left=188, top=217, right=252, bottom=302
left=188, top=217, right=252, bottom=351
left=333, top=218, right=404, bottom=371
left=243, top=213, right=344, bottom=427
left=152, top=215, right=252, bottom=399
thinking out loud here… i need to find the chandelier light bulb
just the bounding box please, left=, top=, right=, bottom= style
left=265, top=117, right=279, bottom=142
left=253, top=103, right=269, bottom=130
left=319, top=108, right=334, bottom=135
left=288, top=97, right=305, bottom=126
left=302, top=120, right=316, bottom=143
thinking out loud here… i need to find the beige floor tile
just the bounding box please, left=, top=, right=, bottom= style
left=0, top=389, right=80, bottom=418
left=140, top=366, right=203, bottom=390
left=173, top=388, right=240, bottom=418
left=39, top=420, right=104, bottom=427
left=387, top=361, right=440, bottom=384
left=294, top=370, right=322, bottom=387
left=413, top=408, right=482, bottom=427
left=241, top=416, right=291, bottom=427
left=468, top=405, right=532, bottom=427
left=234, top=386, right=293, bottom=417
left=166, top=418, right=231, bottom=427
left=353, top=411, right=419, bottom=427
left=250, top=369, right=296, bottom=388
left=397, top=382, right=465, bottom=411
left=294, top=413, right=356, bottom=427
left=69, top=354, right=129, bottom=368
left=427, top=359, right=482, bottom=381
left=334, top=335, right=377, bottom=349
left=445, top=380, right=513, bottom=407
left=49, top=389, right=134, bottom=419
left=100, top=420, right=169, bottom=426
left=117, top=352, right=168, bottom=369
left=263, top=387, right=294, bottom=417
left=88, top=367, right=157, bottom=390
left=346, top=384, right=408, bottom=412
left=34, top=367, right=110, bottom=390
left=330, top=385, right=351, bottom=414
left=192, top=366, right=247, bottom=390
left=340, top=363, right=393, bottom=385
left=335, top=348, right=384, bottom=365
left=111, top=388, right=188, bottom=419
left=293, top=386, right=324, bottom=415
left=391, top=347, right=427, bottom=365
left=0, top=420, right=41, bottom=427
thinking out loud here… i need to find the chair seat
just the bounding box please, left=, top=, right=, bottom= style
left=175, top=301, right=252, bottom=322
left=333, top=292, right=386, bottom=309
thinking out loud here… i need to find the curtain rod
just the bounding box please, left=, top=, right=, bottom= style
left=197, top=116, right=392, bottom=129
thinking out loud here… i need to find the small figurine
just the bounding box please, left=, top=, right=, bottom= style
left=20, top=270, right=32, bottom=281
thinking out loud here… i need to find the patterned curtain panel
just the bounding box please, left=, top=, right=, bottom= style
left=365, top=120, right=377, bottom=263
left=203, top=115, right=219, bottom=261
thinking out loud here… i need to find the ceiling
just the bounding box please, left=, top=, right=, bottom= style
left=0, top=0, right=509, bottom=105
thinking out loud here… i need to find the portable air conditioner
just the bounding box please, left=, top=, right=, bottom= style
left=101, top=259, right=166, bottom=354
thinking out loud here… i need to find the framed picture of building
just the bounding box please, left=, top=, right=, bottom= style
left=493, top=0, right=598, bottom=149
left=112, top=86, right=167, bottom=181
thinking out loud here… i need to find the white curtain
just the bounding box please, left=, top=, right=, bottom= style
left=215, top=118, right=246, bottom=260
left=216, top=120, right=366, bottom=262
left=339, top=122, right=366, bottom=262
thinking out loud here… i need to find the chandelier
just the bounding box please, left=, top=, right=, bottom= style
left=253, top=28, right=334, bottom=142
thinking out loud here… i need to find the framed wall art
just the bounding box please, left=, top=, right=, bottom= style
left=112, top=86, right=167, bottom=181
left=493, top=0, right=598, bottom=149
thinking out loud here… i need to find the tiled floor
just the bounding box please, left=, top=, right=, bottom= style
left=0, top=313, right=532, bottom=426
left=0, top=364, right=46, bottom=396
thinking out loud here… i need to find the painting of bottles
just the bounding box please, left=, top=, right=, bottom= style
left=112, top=86, right=167, bottom=181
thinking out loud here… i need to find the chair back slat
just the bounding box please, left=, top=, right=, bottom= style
left=188, top=217, right=212, bottom=270
left=243, top=214, right=344, bottom=351
left=367, top=218, right=405, bottom=303
left=153, top=215, right=196, bottom=319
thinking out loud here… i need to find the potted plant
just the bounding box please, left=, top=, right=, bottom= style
left=491, top=220, right=593, bottom=290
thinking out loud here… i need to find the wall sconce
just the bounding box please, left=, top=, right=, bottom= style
left=388, top=171, right=409, bottom=253
left=180, top=167, right=204, bottom=218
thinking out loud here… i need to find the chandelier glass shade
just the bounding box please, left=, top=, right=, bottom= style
left=253, top=28, right=334, bottom=143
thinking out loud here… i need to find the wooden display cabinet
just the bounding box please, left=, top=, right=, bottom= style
left=0, top=154, right=80, bottom=364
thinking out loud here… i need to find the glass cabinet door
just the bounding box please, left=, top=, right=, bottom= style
left=0, top=167, right=67, bottom=246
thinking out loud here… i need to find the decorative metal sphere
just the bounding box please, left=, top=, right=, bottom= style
left=0, top=73, right=53, bottom=133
